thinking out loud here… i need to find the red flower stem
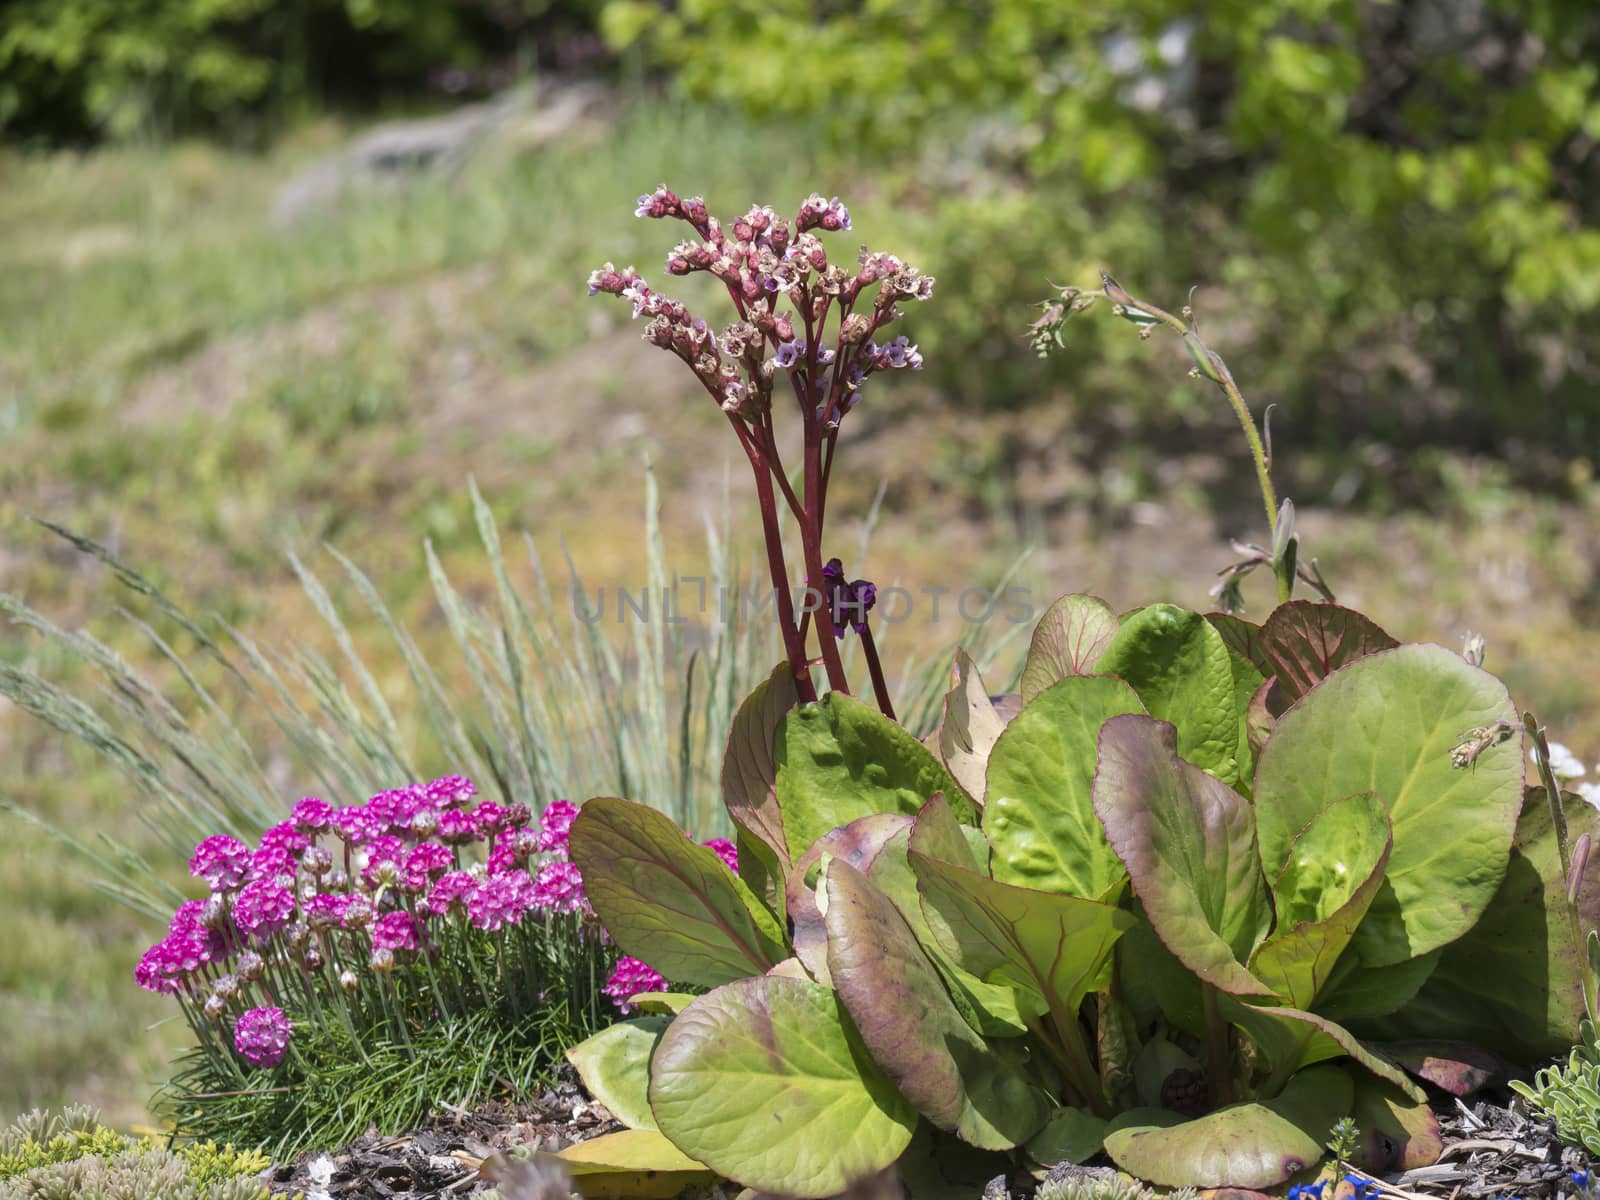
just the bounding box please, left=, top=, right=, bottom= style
left=798, top=301, right=852, bottom=696
left=859, top=624, right=896, bottom=720
left=731, top=411, right=816, bottom=702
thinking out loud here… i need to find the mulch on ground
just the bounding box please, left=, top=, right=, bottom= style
left=265, top=1082, right=1589, bottom=1200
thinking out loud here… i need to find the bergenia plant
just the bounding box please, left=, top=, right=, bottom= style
left=135, top=778, right=728, bottom=1151
left=501, top=222, right=1600, bottom=1198
left=589, top=186, right=934, bottom=718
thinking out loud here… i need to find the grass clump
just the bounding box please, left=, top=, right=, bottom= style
left=0, top=1106, right=269, bottom=1200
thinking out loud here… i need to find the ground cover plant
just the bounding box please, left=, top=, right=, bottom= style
left=524, top=186, right=1600, bottom=1195
left=0, top=1104, right=269, bottom=1199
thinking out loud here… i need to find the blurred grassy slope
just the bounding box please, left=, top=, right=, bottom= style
left=2, top=96, right=1598, bottom=1127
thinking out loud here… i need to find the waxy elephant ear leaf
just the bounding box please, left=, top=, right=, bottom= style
left=541, top=1128, right=717, bottom=1195
left=777, top=692, right=975, bottom=868
left=1313, top=948, right=1441, bottom=1024
left=723, top=662, right=801, bottom=882
left=570, top=797, right=788, bottom=988
left=1253, top=645, right=1522, bottom=967
left=1103, top=1065, right=1353, bottom=1189
left=1020, top=594, right=1120, bottom=702
left=1095, top=604, right=1251, bottom=787
left=1218, top=995, right=1422, bottom=1100
left=909, top=801, right=1136, bottom=1016
left=565, top=1018, right=669, bottom=1132
left=937, top=649, right=1011, bottom=805
left=1249, top=792, right=1392, bottom=1009
left=785, top=812, right=911, bottom=986
left=984, top=674, right=1145, bottom=901
left=1353, top=788, right=1600, bottom=1061
left=1026, top=1108, right=1109, bottom=1167
left=1092, top=715, right=1273, bottom=997
left=1207, top=613, right=1272, bottom=679
left=824, top=859, right=1052, bottom=1149
left=1258, top=601, right=1399, bottom=707
left=648, top=975, right=917, bottom=1199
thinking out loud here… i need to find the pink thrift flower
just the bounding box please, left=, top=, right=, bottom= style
left=189, top=835, right=251, bottom=892
left=248, top=846, right=298, bottom=885
left=468, top=871, right=532, bottom=931
left=426, top=871, right=478, bottom=917
left=537, top=800, right=579, bottom=853
left=437, top=809, right=478, bottom=846
left=233, top=1006, right=291, bottom=1069
left=305, top=892, right=350, bottom=930
left=471, top=801, right=509, bottom=836
left=402, top=842, right=453, bottom=889
left=372, top=911, right=421, bottom=954
left=234, top=877, right=296, bottom=939
left=332, top=804, right=376, bottom=845
left=291, top=796, right=334, bottom=832
left=426, top=774, right=476, bottom=809
left=530, top=860, right=586, bottom=914
left=604, top=957, right=666, bottom=1014
left=259, top=821, right=309, bottom=856
left=701, top=838, right=738, bottom=875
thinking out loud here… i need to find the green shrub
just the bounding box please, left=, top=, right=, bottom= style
left=605, top=0, right=1600, bottom=455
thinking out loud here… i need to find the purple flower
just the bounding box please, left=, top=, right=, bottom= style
left=471, top=801, right=509, bottom=836
left=372, top=911, right=421, bottom=954
left=305, top=892, right=350, bottom=931
left=426, top=774, right=478, bottom=809
left=332, top=804, right=376, bottom=845
left=538, top=801, right=579, bottom=854
left=189, top=835, right=250, bottom=892
left=604, top=957, right=667, bottom=1014
left=359, top=834, right=406, bottom=890
left=233, top=1006, right=291, bottom=1069
left=774, top=341, right=800, bottom=369
left=530, top=860, right=587, bottom=915
left=168, top=899, right=209, bottom=937
left=469, top=871, right=533, bottom=931
left=402, top=843, right=453, bottom=889
left=259, top=821, right=309, bottom=857
left=135, top=943, right=179, bottom=995
left=234, top=877, right=296, bottom=939
left=248, top=846, right=298, bottom=885
left=426, top=871, right=478, bottom=918
left=702, top=838, right=739, bottom=875
left=437, top=809, right=479, bottom=846
left=291, top=797, right=334, bottom=832
left=815, top=557, right=877, bottom=637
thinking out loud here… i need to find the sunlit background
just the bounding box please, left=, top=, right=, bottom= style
left=3, top=0, right=1598, bottom=1127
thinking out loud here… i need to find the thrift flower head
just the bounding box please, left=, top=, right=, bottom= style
left=189, top=835, right=250, bottom=891
left=233, top=1006, right=291, bottom=1069
left=469, top=870, right=533, bottom=931
left=372, top=911, right=421, bottom=954
left=259, top=821, right=309, bottom=857
left=333, top=804, right=376, bottom=845
left=427, top=870, right=478, bottom=917
left=605, top=957, right=667, bottom=1014
left=702, top=838, right=739, bottom=875
left=530, top=860, right=587, bottom=914
left=538, top=800, right=579, bottom=853
left=438, top=809, right=479, bottom=846
left=426, top=774, right=476, bottom=808
left=234, top=877, right=296, bottom=939
left=291, top=797, right=334, bottom=832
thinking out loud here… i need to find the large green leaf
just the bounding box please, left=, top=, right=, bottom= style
left=1103, top=1065, right=1353, bottom=1188
left=1348, top=1074, right=1443, bottom=1173
left=1354, top=788, right=1600, bottom=1061
left=722, top=662, right=801, bottom=879
left=649, top=975, right=917, bottom=1198
left=1249, top=792, right=1392, bottom=1009
left=1026, top=1108, right=1109, bottom=1167
left=984, top=674, right=1145, bottom=900
left=867, top=820, right=1037, bottom=1037
left=1218, top=996, right=1422, bottom=1100
left=1252, top=645, right=1523, bottom=966
left=909, top=804, right=1136, bottom=1015
left=570, top=797, right=788, bottom=987
left=539, top=1129, right=715, bottom=1198
left=824, top=859, right=1051, bottom=1149
left=1313, top=949, right=1441, bottom=1023
left=1092, top=714, right=1273, bottom=997
left=1020, top=594, right=1120, bottom=703
left=785, top=812, right=911, bottom=986
left=566, top=1018, right=668, bottom=1132
left=1094, top=603, right=1249, bottom=787
left=1257, top=601, right=1399, bottom=707
left=937, top=649, right=1010, bottom=804
left=777, top=692, right=976, bottom=867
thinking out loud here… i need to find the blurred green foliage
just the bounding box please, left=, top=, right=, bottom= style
left=0, top=0, right=601, bottom=141
left=605, top=0, right=1600, bottom=456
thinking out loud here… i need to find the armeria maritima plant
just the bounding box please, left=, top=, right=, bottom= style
left=589, top=187, right=934, bottom=718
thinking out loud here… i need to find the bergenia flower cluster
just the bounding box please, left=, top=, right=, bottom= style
left=589, top=187, right=934, bottom=718
left=138, top=778, right=731, bottom=1075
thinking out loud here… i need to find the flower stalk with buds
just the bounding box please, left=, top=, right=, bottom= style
left=590, top=188, right=935, bottom=717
